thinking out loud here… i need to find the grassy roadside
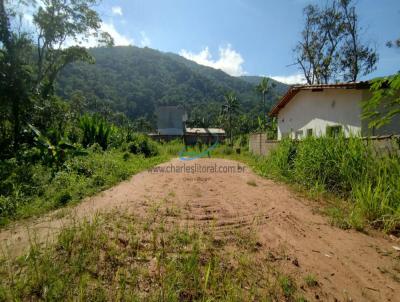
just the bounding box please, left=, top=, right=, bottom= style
left=0, top=142, right=183, bottom=227
left=0, top=211, right=309, bottom=301
left=211, top=138, right=400, bottom=234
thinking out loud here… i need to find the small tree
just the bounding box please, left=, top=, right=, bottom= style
left=221, top=92, right=239, bottom=145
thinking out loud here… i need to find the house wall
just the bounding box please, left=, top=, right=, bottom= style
left=277, top=89, right=363, bottom=140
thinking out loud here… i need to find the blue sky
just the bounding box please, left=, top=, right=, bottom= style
left=95, top=0, right=399, bottom=83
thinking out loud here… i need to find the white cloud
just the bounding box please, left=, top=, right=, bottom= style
left=111, top=6, right=123, bottom=16
left=66, top=22, right=134, bottom=48
left=101, top=22, right=133, bottom=46
left=179, top=44, right=246, bottom=76
left=270, top=73, right=307, bottom=85
left=140, top=31, right=151, bottom=47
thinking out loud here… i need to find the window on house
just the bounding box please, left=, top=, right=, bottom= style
left=295, top=130, right=303, bottom=139
left=306, top=129, right=313, bottom=137
left=326, top=125, right=343, bottom=138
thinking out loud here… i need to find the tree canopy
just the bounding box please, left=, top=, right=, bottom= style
left=294, top=0, right=378, bottom=84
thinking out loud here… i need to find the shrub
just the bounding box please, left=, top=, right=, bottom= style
left=221, top=145, right=233, bottom=155
left=128, top=134, right=158, bottom=157
left=0, top=196, right=16, bottom=220
left=160, top=139, right=184, bottom=156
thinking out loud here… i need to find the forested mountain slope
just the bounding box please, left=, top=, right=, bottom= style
left=56, top=46, right=288, bottom=125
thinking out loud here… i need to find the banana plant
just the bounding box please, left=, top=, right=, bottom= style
left=28, top=124, right=86, bottom=168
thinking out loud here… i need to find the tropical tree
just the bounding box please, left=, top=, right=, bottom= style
left=221, top=92, right=240, bottom=145
left=294, top=0, right=377, bottom=84
left=0, top=0, right=34, bottom=153
left=0, top=0, right=112, bottom=155
left=256, top=77, right=270, bottom=128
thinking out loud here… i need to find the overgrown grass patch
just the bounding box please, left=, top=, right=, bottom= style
left=0, top=148, right=171, bottom=226
left=0, top=212, right=306, bottom=301
left=251, top=136, right=400, bottom=233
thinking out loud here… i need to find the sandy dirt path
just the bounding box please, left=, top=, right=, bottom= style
left=1, top=158, right=399, bottom=301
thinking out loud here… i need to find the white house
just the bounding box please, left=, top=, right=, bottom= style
left=269, top=82, right=400, bottom=140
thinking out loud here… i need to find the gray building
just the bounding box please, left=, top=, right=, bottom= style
left=154, top=106, right=187, bottom=136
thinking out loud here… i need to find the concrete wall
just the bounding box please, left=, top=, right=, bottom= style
left=249, top=133, right=279, bottom=156
left=277, top=89, right=363, bottom=140
left=249, top=133, right=400, bottom=157
left=363, top=136, right=400, bottom=157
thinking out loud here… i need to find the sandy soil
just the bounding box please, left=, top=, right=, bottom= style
left=1, top=158, right=399, bottom=301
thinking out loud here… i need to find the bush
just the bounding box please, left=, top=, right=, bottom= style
left=0, top=196, right=16, bottom=221
left=128, top=134, right=158, bottom=157
left=221, top=145, right=233, bottom=155
left=80, top=114, right=113, bottom=150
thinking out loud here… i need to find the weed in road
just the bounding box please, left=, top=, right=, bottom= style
left=304, top=274, right=319, bottom=287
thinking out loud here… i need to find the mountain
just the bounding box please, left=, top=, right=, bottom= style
left=56, top=46, right=288, bottom=126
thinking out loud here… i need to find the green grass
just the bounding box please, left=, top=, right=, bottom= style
left=304, top=274, right=318, bottom=288
left=236, top=136, right=400, bottom=233
left=0, top=212, right=307, bottom=301
left=0, top=142, right=180, bottom=226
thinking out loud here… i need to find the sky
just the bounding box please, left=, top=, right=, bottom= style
left=24, top=0, right=400, bottom=84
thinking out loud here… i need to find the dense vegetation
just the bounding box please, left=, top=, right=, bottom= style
left=0, top=0, right=186, bottom=226
left=253, top=137, right=400, bottom=233
left=56, top=46, right=288, bottom=128
left=0, top=128, right=182, bottom=225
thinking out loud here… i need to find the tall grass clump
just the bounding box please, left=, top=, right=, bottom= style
left=293, top=136, right=372, bottom=195
left=257, top=138, right=297, bottom=179
left=351, top=155, right=400, bottom=232
left=258, top=136, right=400, bottom=232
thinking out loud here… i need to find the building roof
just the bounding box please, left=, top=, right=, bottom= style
left=185, top=128, right=225, bottom=135
left=269, top=82, right=370, bottom=116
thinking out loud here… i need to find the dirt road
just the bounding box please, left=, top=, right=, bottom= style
left=1, top=158, right=399, bottom=301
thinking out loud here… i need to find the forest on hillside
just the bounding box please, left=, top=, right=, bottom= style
left=56, top=46, right=288, bottom=129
